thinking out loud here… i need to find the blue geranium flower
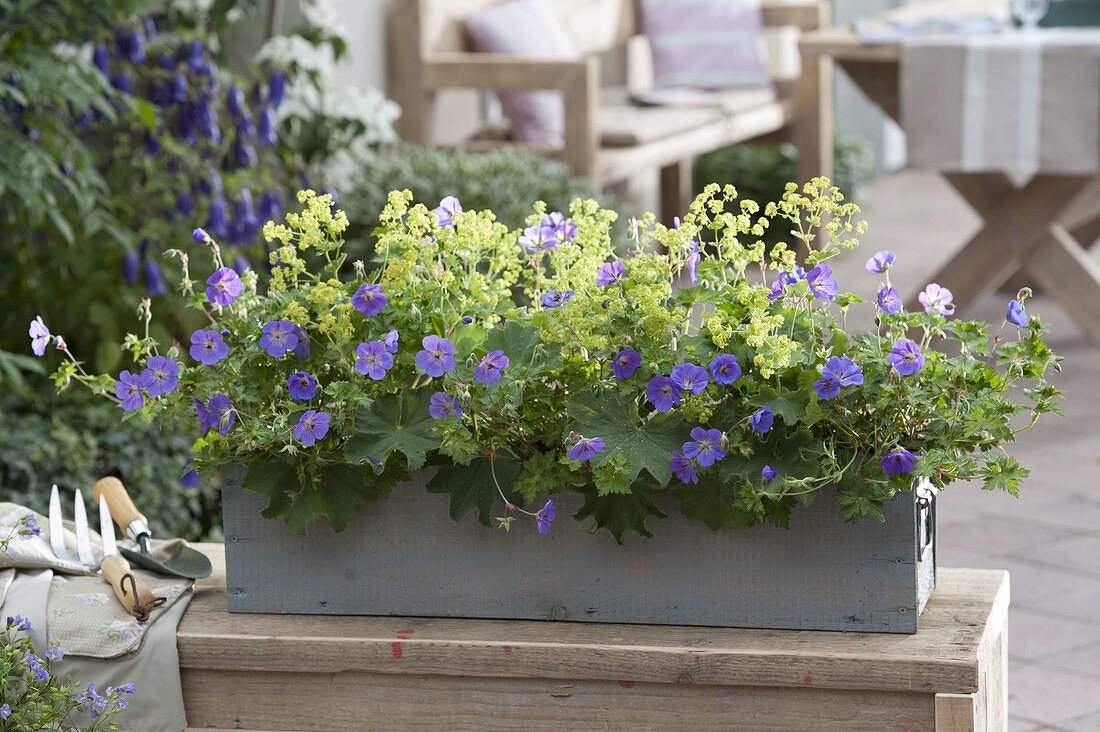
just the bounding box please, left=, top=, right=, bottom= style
left=682, top=427, right=725, bottom=467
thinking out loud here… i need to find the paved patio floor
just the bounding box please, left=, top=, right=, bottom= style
left=832, top=171, right=1100, bottom=732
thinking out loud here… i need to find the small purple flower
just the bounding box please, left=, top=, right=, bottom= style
left=207, top=196, right=228, bottom=238
left=541, top=289, right=574, bottom=308
left=192, top=227, right=210, bottom=243
left=194, top=394, right=235, bottom=436
left=355, top=341, right=394, bottom=380
left=709, top=353, right=742, bottom=385
left=536, top=499, right=556, bottom=535
left=415, top=335, right=456, bottom=378
left=683, top=427, right=725, bottom=467
left=814, top=355, right=863, bottom=399
left=881, top=447, right=918, bottom=475
left=646, top=376, right=681, bottom=413
left=429, top=392, right=462, bottom=419
left=1007, top=299, right=1029, bottom=327
left=434, top=196, right=462, bottom=227
left=143, top=259, right=166, bottom=298
left=0, top=703, right=9, bottom=720
left=805, top=264, right=839, bottom=301
left=888, top=338, right=924, bottom=376
left=352, top=284, right=387, bottom=316
left=568, top=436, right=606, bottom=462
left=122, top=250, right=139, bottom=284
left=542, top=212, right=577, bottom=245
left=26, top=652, right=49, bottom=682
left=383, top=329, right=399, bottom=353
left=140, top=355, right=179, bottom=396
left=260, top=320, right=299, bottom=358
left=189, top=329, right=229, bottom=365
left=205, top=267, right=242, bottom=307
left=768, top=268, right=805, bottom=302
left=6, top=615, right=32, bottom=632
left=114, top=370, right=144, bottom=412
left=287, top=371, right=318, bottom=400
left=670, top=362, right=709, bottom=394
left=518, top=224, right=557, bottom=253
left=475, top=349, right=509, bottom=385
left=751, top=407, right=774, bottom=434
left=268, top=69, right=287, bottom=108
left=761, top=465, right=777, bottom=483
left=46, top=646, right=63, bottom=662
left=918, top=283, right=955, bottom=316
left=596, top=260, right=626, bottom=287
left=611, top=348, right=642, bottom=380
left=294, top=410, right=330, bottom=447
left=292, top=324, right=311, bottom=359
left=877, top=286, right=902, bottom=315
left=865, top=250, right=896, bottom=274
left=684, top=240, right=701, bottom=284
left=29, top=316, right=51, bottom=356
left=669, top=450, right=698, bottom=485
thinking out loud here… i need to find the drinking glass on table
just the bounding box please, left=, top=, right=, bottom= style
left=1011, top=0, right=1050, bottom=30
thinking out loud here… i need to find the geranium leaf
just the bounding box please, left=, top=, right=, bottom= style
left=484, top=319, right=543, bottom=371
left=346, top=390, right=440, bottom=470
left=674, top=473, right=757, bottom=530
left=748, top=385, right=808, bottom=426
left=427, top=458, right=520, bottom=527
left=572, top=482, right=667, bottom=544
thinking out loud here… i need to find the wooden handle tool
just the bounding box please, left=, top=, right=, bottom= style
left=92, top=476, right=149, bottom=541
left=96, top=489, right=164, bottom=621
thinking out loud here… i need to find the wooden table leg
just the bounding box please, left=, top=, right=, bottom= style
left=1023, top=225, right=1100, bottom=346
left=795, top=51, right=834, bottom=184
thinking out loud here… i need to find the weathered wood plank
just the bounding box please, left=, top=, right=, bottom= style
left=935, top=693, right=976, bottom=732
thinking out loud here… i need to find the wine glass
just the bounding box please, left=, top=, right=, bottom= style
left=1011, top=0, right=1051, bottom=31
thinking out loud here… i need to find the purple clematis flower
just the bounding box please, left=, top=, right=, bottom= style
left=189, top=329, right=228, bottom=365
left=881, top=447, right=917, bottom=475
left=205, top=267, right=242, bottom=307
left=429, top=392, right=462, bottom=419
left=115, top=370, right=144, bottom=412
left=194, top=394, right=234, bottom=436
left=877, top=286, right=902, bottom=315
left=140, top=355, right=179, bottom=396
left=475, top=350, right=509, bottom=385
left=1006, top=299, right=1029, bottom=327
left=918, top=283, right=955, bottom=316
left=761, top=465, right=777, bottom=483
left=541, top=289, right=574, bottom=308
left=29, top=316, right=51, bottom=356
left=519, top=224, right=557, bottom=253
left=683, top=427, right=725, bottom=467
left=434, top=196, right=462, bottom=227
left=611, top=348, right=642, bottom=380
left=294, top=410, right=330, bottom=447
left=355, top=341, right=394, bottom=380
left=813, top=355, right=863, bottom=399
left=669, top=450, right=699, bottom=485
left=351, top=284, right=387, bottom=317
left=865, top=250, right=896, bottom=274
left=287, top=371, right=318, bottom=400
left=259, top=320, right=299, bottom=358
left=646, top=376, right=681, bottom=413
left=568, top=436, right=606, bottom=462
left=670, top=362, right=709, bottom=394
left=709, top=353, right=742, bottom=385
left=536, top=499, right=556, bottom=535
left=888, top=338, right=924, bottom=376
left=805, top=264, right=839, bottom=301
left=751, top=407, right=774, bottom=434
left=415, top=335, right=456, bottom=378
left=596, top=260, right=626, bottom=287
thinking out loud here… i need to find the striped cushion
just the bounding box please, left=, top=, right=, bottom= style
left=466, top=0, right=579, bottom=147
left=639, top=0, right=772, bottom=91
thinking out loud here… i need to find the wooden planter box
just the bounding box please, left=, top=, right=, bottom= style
left=219, top=465, right=937, bottom=633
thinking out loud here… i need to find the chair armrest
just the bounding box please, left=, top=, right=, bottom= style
left=762, top=0, right=830, bottom=31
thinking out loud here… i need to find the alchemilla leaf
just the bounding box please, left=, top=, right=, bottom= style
left=346, top=391, right=440, bottom=470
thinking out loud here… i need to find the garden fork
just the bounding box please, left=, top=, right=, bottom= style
left=48, top=483, right=96, bottom=570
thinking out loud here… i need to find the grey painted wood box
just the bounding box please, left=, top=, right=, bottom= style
left=220, top=465, right=937, bottom=633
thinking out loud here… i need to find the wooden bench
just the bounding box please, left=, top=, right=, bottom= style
left=181, top=543, right=1008, bottom=731
left=387, top=0, right=832, bottom=222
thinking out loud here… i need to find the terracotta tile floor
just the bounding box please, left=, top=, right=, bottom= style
left=832, top=171, right=1100, bottom=731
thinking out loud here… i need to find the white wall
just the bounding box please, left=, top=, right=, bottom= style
left=327, top=0, right=387, bottom=89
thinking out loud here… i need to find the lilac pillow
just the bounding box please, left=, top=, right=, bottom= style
left=639, top=0, right=772, bottom=91
left=466, top=0, right=578, bottom=146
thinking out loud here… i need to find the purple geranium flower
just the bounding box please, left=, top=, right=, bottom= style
left=29, top=316, right=51, bottom=356
left=434, top=196, right=462, bottom=227
left=140, top=355, right=179, bottom=396
left=518, top=224, right=557, bottom=253
left=611, top=348, right=641, bottom=380
left=259, top=320, right=299, bottom=358
left=429, top=392, right=462, bottom=419
left=568, top=436, right=606, bottom=462
left=115, top=370, right=144, bottom=412
left=542, top=212, right=577, bottom=246
left=1007, top=299, right=1029, bottom=327
left=383, top=329, right=399, bottom=353
left=287, top=371, right=318, bottom=400
left=865, top=250, right=896, bottom=274
left=768, top=268, right=805, bottom=302
left=881, top=447, right=917, bottom=475
left=194, top=394, right=234, bottom=436
left=683, top=427, right=725, bottom=467
left=918, top=283, right=955, bottom=316
left=670, top=362, right=709, bottom=394
left=189, top=329, right=228, bottom=365
left=761, top=465, right=777, bottom=483
left=474, top=350, right=509, bottom=385
left=888, top=338, right=924, bottom=376
left=813, top=355, right=863, bottom=399
left=646, top=376, right=681, bottom=413
left=536, top=499, right=556, bottom=535
left=877, top=286, right=903, bottom=315
left=685, top=240, right=700, bottom=283
left=751, top=407, right=774, bottom=433
left=351, top=284, right=387, bottom=317
left=805, top=264, right=838, bottom=301
left=415, top=335, right=456, bottom=378
left=669, top=450, right=698, bottom=485
left=541, top=289, right=574, bottom=308
left=709, top=353, right=742, bottom=385
left=294, top=410, right=330, bottom=447
left=596, top=260, right=626, bottom=287
left=291, top=324, right=311, bottom=359
left=355, top=341, right=394, bottom=380
left=205, top=267, right=242, bottom=307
